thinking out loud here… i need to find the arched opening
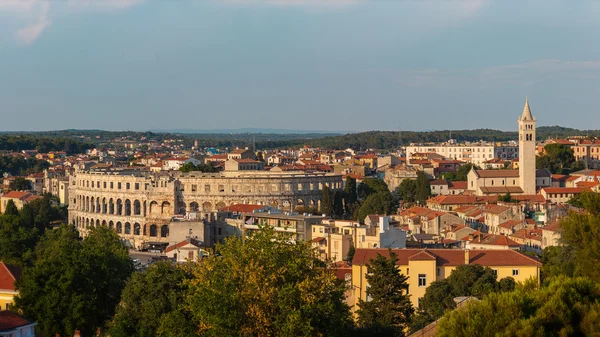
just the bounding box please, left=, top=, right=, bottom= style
left=160, top=225, right=169, bottom=238
left=86, top=196, right=90, bottom=212
left=295, top=198, right=305, bottom=211
left=117, top=199, right=123, bottom=215
left=85, top=218, right=90, bottom=228
left=101, top=220, right=107, bottom=226
left=150, top=224, right=158, bottom=237
left=116, top=222, right=122, bottom=234
left=90, top=197, right=95, bottom=213
left=216, top=202, right=226, bottom=210
left=96, top=198, right=100, bottom=213
left=189, top=202, right=199, bottom=212
left=202, top=202, right=213, bottom=212
left=134, top=223, right=141, bottom=235
left=149, top=201, right=159, bottom=215
left=96, top=219, right=100, bottom=227
left=178, top=201, right=186, bottom=214
left=143, top=224, right=147, bottom=236
left=125, top=200, right=132, bottom=216
left=124, top=222, right=131, bottom=235
left=161, top=201, right=171, bottom=215
left=109, top=221, right=114, bottom=230
left=109, top=199, right=114, bottom=215
left=134, top=200, right=141, bottom=215
left=282, top=200, right=291, bottom=211
left=102, top=198, right=107, bottom=214
left=90, top=219, right=94, bottom=228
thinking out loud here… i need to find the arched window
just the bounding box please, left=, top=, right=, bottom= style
left=150, top=225, right=158, bottom=237
left=134, top=223, right=141, bottom=235
left=160, top=225, right=169, bottom=238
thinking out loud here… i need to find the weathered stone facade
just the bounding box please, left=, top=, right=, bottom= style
left=68, top=167, right=342, bottom=247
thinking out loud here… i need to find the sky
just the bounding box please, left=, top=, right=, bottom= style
left=0, top=0, right=599, bottom=132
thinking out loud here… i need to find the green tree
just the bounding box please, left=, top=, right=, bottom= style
left=344, top=176, right=358, bottom=205
left=445, top=163, right=480, bottom=181
left=498, top=192, right=514, bottom=203
left=14, top=225, right=134, bottom=337
left=345, top=245, right=356, bottom=263
left=9, top=177, right=32, bottom=191
left=179, top=162, right=219, bottom=173
left=396, top=179, right=416, bottom=203
left=412, top=264, right=513, bottom=331
left=0, top=214, right=38, bottom=266
left=357, top=178, right=390, bottom=200
left=357, top=192, right=396, bottom=223
left=333, top=190, right=344, bottom=219
left=186, top=225, right=353, bottom=337
left=3, top=199, right=19, bottom=216
left=321, top=185, right=334, bottom=217
left=536, top=143, right=578, bottom=174
left=356, top=251, right=413, bottom=336
left=415, top=171, right=431, bottom=204
left=436, top=276, right=600, bottom=337
left=108, top=261, right=192, bottom=337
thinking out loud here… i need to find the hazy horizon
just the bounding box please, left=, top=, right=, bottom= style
left=1, top=0, right=599, bottom=132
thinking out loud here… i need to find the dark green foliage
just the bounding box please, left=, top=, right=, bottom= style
left=186, top=225, right=354, bottom=337
left=344, top=177, right=358, bottom=205
left=333, top=190, right=344, bottom=219
left=0, top=135, right=91, bottom=154
left=436, top=276, right=600, bottom=336
left=397, top=179, right=417, bottom=203
left=0, top=156, right=50, bottom=178
left=179, top=162, right=219, bottom=172
left=498, top=192, right=514, bottom=203
left=412, top=265, right=514, bottom=331
left=321, top=186, right=334, bottom=217
left=9, top=177, right=32, bottom=191
left=536, top=144, right=580, bottom=174
left=357, top=192, right=397, bottom=223
left=14, top=225, right=134, bottom=337
left=444, top=163, right=480, bottom=181
left=346, top=245, right=356, bottom=263
left=357, top=178, right=390, bottom=200
left=356, top=251, right=413, bottom=336
left=3, top=199, right=19, bottom=216
left=415, top=171, right=431, bottom=204
left=108, top=261, right=192, bottom=337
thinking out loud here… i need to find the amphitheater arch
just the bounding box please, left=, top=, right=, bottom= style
left=109, top=221, right=114, bottom=230
left=149, top=201, right=159, bottom=215
left=202, top=202, right=213, bottom=212
left=150, top=224, right=157, bottom=237
left=134, top=200, right=141, bottom=215
left=116, top=222, right=122, bottom=234
left=161, top=201, right=171, bottom=215
left=109, top=198, right=114, bottom=214
left=90, top=197, right=95, bottom=213
left=216, top=202, right=226, bottom=210
left=117, top=199, right=123, bottom=215
left=134, top=223, right=141, bottom=236
left=189, top=201, right=199, bottom=212
left=101, top=220, right=107, bottom=226
left=160, top=225, right=169, bottom=238
left=124, top=222, right=131, bottom=235
left=125, top=200, right=132, bottom=216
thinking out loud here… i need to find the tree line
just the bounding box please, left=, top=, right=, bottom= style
left=0, top=155, right=50, bottom=177
left=0, top=135, right=92, bottom=154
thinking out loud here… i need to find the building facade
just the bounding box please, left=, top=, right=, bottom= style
left=68, top=167, right=342, bottom=247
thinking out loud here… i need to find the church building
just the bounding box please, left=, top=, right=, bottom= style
left=467, top=98, right=550, bottom=196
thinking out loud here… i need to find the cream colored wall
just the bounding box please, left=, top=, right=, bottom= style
left=0, top=291, right=17, bottom=310
left=407, top=260, right=436, bottom=308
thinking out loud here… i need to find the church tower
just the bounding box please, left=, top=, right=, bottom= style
left=518, top=97, right=536, bottom=195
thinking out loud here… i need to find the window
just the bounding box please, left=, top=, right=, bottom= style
left=118, top=182, right=122, bottom=189
left=492, top=269, right=498, bottom=276
left=418, top=274, right=427, bottom=287
left=110, top=182, right=114, bottom=189
left=191, top=184, right=197, bottom=192
left=512, top=269, right=519, bottom=276
left=103, top=182, right=107, bottom=188
left=135, top=183, right=139, bottom=190
left=126, top=183, right=130, bottom=190
left=205, top=184, right=211, bottom=193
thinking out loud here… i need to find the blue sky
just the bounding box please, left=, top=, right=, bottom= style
left=1, top=0, right=599, bottom=132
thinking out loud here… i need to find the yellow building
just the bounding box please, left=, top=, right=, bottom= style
left=351, top=248, right=541, bottom=309
left=0, top=262, right=22, bottom=310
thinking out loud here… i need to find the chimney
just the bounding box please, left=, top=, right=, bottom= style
left=464, top=249, right=470, bottom=265
left=73, top=331, right=81, bottom=337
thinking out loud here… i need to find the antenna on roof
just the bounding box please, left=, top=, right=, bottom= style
left=253, top=135, right=256, bottom=152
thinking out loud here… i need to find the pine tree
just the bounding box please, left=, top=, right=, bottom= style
left=321, top=186, right=333, bottom=217
left=415, top=171, right=431, bottom=205
left=333, top=191, right=344, bottom=219
left=4, top=199, right=19, bottom=216
left=356, top=250, right=414, bottom=336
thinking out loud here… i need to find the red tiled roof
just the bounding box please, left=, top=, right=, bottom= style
left=427, top=195, right=498, bottom=205
left=485, top=205, right=510, bottom=215
left=352, top=248, right=541, bottom=267
left=312, top=237, right=326, bottom=243
left=408, top=250, right=436, bottom=261
left=164, top=239, right=204, bottom=253
left=499, top=219, right=523, bottom=229
left=1, top=191, right=31, bottom=200
left=462, top=233, right=522, bottom=247
left=449, top=181, right=467, bottom=190
left=0, top=311, right=34, bottom=331
left=542, top=187, right=590, bottom=194
left=0, top=262, right=21, bottom=291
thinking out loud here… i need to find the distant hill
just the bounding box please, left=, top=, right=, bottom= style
left=149, top=128, right=348, bottom=135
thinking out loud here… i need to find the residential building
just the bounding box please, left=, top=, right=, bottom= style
left=540, top=187, right=590, bottom=204
left=0, top=311, right=36, bottom=337
left=0, top=191, right=42, bottom=214
left=351, top=248, right=541, bottom=309
left=164, top=238, right=209, bottom=263
left=0, top=262, right=21, bottom=311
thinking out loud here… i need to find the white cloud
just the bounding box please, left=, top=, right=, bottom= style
left=0, top=0, right=144, bottom=45
left=14, top=1, right=50, bottom=45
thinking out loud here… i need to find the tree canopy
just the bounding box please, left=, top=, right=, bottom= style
left=0, top=155, right=50, bottom=178
left=14, top=225, right=134, bottom=337
left=179, top=162, right=219, bottom=172
left=536, top=143, right=583, bottom=174
left=444, top=163, right=480, bottom=182
left=9, top=177, right=32, bottom=191
left=411, top=264, right=515, bottom=332
left=184, top=225, right=354, bottom=337
left=108, top=261, right=192, bottom=337
left=436, top=276, right=600, bottom=337
left=321, top=185, right=334, bottom=217
left=356, top=251, right=413, bottom=337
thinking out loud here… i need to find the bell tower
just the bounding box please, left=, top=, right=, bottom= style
left=518, top=97, right=536, bottom=195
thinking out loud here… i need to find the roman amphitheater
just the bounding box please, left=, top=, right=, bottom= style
left=68, top=167, right=342, bottom=246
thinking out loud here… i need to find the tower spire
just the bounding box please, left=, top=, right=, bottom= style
left=521, top=97, right=534, bottom=120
